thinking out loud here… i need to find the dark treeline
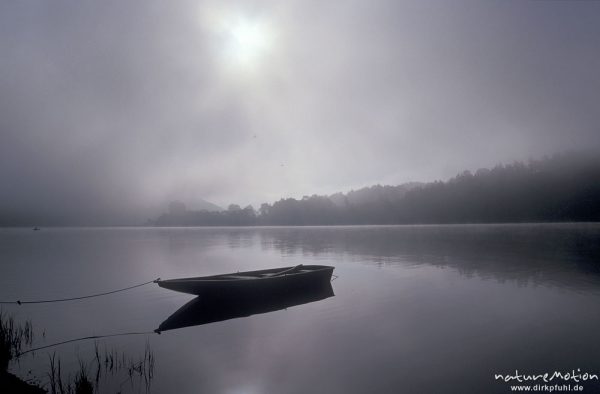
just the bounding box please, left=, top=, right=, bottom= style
left=152, top=152, right=600, bottom=226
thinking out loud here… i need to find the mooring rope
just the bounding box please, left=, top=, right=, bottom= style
left=0, top=278, right=161, bottom=305
left=17, top=330, right=157, bottom=357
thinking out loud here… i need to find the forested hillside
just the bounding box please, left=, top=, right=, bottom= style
left=153, top=153, right=600, bottom=226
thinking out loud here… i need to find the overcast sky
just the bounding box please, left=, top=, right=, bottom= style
left=1, top=0, right=599, bottom=223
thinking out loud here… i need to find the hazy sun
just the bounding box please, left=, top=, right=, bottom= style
left=207, top=9, right=275, bottom=72
left=227, top=19, right=271, bottom=66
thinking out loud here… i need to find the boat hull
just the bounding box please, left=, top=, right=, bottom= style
left=157, top=265, right=334, bottom=296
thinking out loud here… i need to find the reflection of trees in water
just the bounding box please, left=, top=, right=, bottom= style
left=249, top=225, right=600, bottom=289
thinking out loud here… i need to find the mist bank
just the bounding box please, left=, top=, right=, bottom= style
left=152, top=152, right=600, bottom=226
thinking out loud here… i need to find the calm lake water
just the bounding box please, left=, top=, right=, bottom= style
left=1, top=224, right=600, bottom=393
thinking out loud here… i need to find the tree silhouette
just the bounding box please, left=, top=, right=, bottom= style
left=152, top=152, right=600, bottom=226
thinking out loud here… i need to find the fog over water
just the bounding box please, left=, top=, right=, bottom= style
left=1, top=1, right=600, bottom=224
left=2, top=225, right=600, bottom=393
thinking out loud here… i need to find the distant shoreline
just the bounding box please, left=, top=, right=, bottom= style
left=3, top=153, right=600, bottom=227
left=2, top=221, right=600, bottom=229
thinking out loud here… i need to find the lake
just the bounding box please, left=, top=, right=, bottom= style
left=1, top=224, right=600, bottom=393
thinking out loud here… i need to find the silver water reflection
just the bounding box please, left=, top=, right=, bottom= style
left=1, top=224, right=600, bottom=393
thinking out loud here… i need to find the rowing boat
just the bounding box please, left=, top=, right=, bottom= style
left=157, top=264, right=334, bottom=296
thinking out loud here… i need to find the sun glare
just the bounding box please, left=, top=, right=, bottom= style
left=226, top=18, right=272, bottom=69
left=207, top=9, right=274, bottom=72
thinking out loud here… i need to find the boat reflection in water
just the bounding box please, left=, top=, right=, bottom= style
left=156, top=281, right=335, bottom=333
